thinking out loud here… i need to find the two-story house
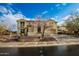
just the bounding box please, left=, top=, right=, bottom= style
left=17, top=19, right=57, bottom=36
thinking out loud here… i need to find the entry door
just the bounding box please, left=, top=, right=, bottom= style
left=37, top=26, right=41, bottom=33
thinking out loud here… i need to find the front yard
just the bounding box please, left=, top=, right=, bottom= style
left=0, top=34, right=79, bottom=42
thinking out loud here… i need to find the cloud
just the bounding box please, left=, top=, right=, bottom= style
left=0, top=6, right=8, bottom=14
left=76, top=8, right=79, bottom=12
left=50, top=17, right=56, bottom=20
left=56, top=4, right=60, bottom=7
left=14, top=12, right=26, bottom=19
left=62, top=3, right=67, bottom=6
left=42, top=10, right=48, bottom=15
left=62, top=14, right=78, bottom=21
left=50, top=17, right=58, bottom=22
left=57, top=21, right=65, bottom=26
left=56, top=4, right=62, bottom=10
left=57, top=15, right=71, bottom=26
left=0, top=5, right=15, bottom=15
left=58, top=14, right=78, bottom=26
left=0, top=13, right=26, bottom=31
left=55, top=16, right=59, bottom=18
left=0, top=5, right=31, bottom=31
left=62, top=15, right=71, bottom=20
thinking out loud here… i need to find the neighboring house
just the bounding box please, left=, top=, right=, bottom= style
left=57, top=25, right=68, bottom=34
left=17, top=19, right=57, bottom=36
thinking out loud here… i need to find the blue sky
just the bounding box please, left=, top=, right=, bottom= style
left=0, top=3, right=79, bottom=31
left=0, top=3, right=79, bottom=21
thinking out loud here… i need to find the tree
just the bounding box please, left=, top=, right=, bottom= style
left=0, top=24, right=7, bottom=38
left=41, top=22, right=50, bottom=40
left=65, top=14, right=79, bottom=35
left=26, top=25, right=29, bottom=36
left=41, top=23, right=46, bottom=39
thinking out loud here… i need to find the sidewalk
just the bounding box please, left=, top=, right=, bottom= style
left=0, top=39, right=79, bottom=47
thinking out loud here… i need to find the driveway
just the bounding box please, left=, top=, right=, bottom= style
left=50, top=34, right=79, bottom=40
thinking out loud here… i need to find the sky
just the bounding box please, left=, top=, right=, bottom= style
left=0, top=3, right=79, bottom=31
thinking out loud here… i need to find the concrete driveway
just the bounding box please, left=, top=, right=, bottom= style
left=50, top=34, right=79, bottom=40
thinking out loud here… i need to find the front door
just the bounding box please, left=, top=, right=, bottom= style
left=37, top=26, right=41, bottom=33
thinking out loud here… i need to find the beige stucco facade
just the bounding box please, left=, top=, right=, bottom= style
left=17, top=19, right=57, bottom=36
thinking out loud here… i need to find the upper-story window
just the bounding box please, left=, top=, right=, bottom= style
left=20, top=22, right=25, bottom=27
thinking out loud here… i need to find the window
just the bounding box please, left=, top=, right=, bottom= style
left=20, top=22, right=25, bottom=27
left=21, top=29, right=25, bottom=33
